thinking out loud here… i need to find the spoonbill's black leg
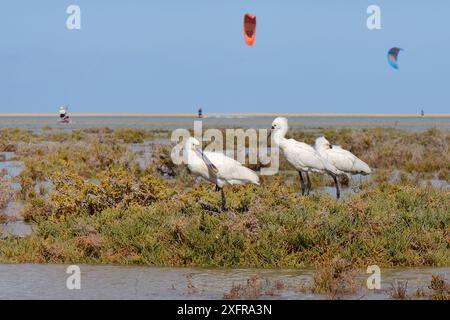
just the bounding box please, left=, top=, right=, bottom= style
left=333, top=176, right=340, bottom=199
left=306, top=172, right=312, bottom=195
left=220, top=188, right=226, bottom=211
left=298, top=171, right=306, bottom=195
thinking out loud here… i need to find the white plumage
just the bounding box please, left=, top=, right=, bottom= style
left=315, top=136, right=371, bottom=176
left=184, top=137, right=259, bottom=210
left=279, top=138, right=342, bottom=176
left=271, top=117, right=342, bottom=198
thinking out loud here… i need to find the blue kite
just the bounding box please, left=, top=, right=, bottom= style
left=387, top=47, right=403, bottom=69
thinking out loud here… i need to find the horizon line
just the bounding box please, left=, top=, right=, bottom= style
left=0, top=112, right=449, bottom=118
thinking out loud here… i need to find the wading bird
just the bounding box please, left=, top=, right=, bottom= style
left=270, top=117, right=343, bottom=198
left=314, top=137, right=371, bottom=179
left=184, top=137, right=259, bottom=211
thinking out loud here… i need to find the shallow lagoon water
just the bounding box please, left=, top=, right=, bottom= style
left=0, top=161, right=24, bottom=179
left=0, top=264, right=447, bottom=300
left=1, top=117, right=448, bottom=299
left=0, top=116, right=448, bottom=132
left=0, top=201, right=33, bottom=238
left=0, top=153, right=33, bottom=238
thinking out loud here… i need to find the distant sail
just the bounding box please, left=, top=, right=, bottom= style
left=387, top=47, right=402, bottom=69
left=243, top=14, right=256, bottom=46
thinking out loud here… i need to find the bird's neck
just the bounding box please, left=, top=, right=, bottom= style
left=316, top=147, right=327, bottom=158
left=272, top=128, right=287, bottom=146
left=184, top=146, right=196, bottom=164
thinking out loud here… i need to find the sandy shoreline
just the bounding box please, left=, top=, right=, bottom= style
left=0, top=113, right=449, bottom=118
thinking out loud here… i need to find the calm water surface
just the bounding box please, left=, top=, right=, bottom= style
left=0, top=116, right=448, bottom=132
left=0, top=264, right=447, bottom=300
left=0, top=117, right=448, bottom=299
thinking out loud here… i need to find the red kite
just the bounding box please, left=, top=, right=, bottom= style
left=243, top=13, right=256, bottom=46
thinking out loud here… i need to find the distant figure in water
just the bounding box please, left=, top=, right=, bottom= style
left=59, top=105, right=66, bottom=119
left=198, top=107, right=203, bottom=118
left=421, top=110, right=425, bottom=117
left=59, top=105, right=70, bottom=123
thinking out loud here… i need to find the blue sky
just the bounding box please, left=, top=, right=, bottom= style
left=0, top=0, right=449, bottom=114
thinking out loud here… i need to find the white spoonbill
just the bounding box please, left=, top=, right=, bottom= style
left=314, top=137, right=372, bottom=177
left=270, top=117, right=343, bottom=198
left=184, top=137, right=260, bottom=211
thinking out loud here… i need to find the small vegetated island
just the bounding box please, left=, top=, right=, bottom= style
left=0, top=126, right=448, bottom=273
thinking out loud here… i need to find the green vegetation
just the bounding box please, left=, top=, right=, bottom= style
left=0, top=177, right=13, bottom=210
left=389, top=274, right=450, bottom=300
left=428, top=274, right=450, bottom=300
left=223, top=276, right=284, bottom=299
left=0, top=126, right=448, bottom=269
left=317, top=127, right=450, bottom=181
left=0, top=127, right=169, bottom=151
left=279, top=126, right=449, bottom=181
left=0, top=179, right=448, bottom=267
left=0, top=177, right=13, bottom=225
left=114, top=128, right=147, bottom=143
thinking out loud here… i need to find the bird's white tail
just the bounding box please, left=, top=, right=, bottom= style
left=247, top=169, right=260, bottom=185
left=236, top=165, right=260, bottom=185
left=354, top=158, right=372, bottom=175
left=322, top=158, right=344, bottom=176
